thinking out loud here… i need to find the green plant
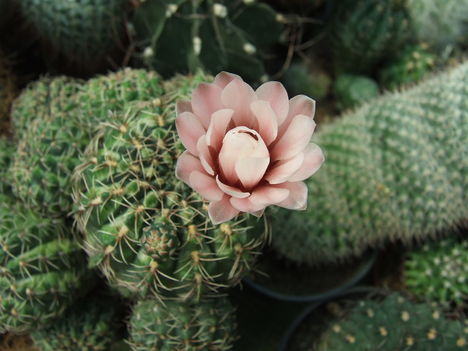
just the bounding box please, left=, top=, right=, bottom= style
left=270, top=62, right=468, bottom=266
left=73, top=73, right=267, bottom=301
left=329, top=0, right=410, bottom=74
left=128, top=297, right=236, bottom=351
left=282, top=62, right=331, bottom=100
left=334, top=74, right=379, bottom=110
left=405, top=237, right=468, bottom=305
left=131, top=0, right=284, bottom=82
left=0, top=136, right=14, bottom=195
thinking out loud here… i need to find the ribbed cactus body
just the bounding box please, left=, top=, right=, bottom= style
left=73, top=74, right=266, bottom=301
left=271, top=62, right=468, bottom=266
left=128, top=298, right=236, bottom=351
left=0, top=201, right=92, bottom=333
left=334, top=74, right=379, bottom=111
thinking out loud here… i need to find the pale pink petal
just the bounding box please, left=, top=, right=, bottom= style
left=191, top=83, right=223, bottom=128
left=265, top=153, right=304, bottom=184
left=196, top=137, right=215, bottom=176
left=230, top=197, right=266, bottom=213
left=175, top=151, right=205, bottom=185
left=208, top=195, right=240, bottom=224
left=279, top=95, right=316, bottom=135
left=215, top=176, right=250, bottom=199
left=235, top=157, right=270, bottom=190
left=288, top=143, right=325, bottom=182
left=189, top=171, right=223, bottom=202
left=275, top=182, right=308, bottom=210
left=206, top=109, right=234, bottom=151
left=256, top=81, right=289, bottom=125
left=221, top=79, right=256, bottom=128
left=249, top=185, right=290, bottom=206
left=176, top=100, right=192, bottom=114
left=214, top=72, right=242, bottom=89
left=250, top=100, right=278, bottom=145
left=176, top=112, right=206, bottom=156
left=271, top=115, right=316, bottom=161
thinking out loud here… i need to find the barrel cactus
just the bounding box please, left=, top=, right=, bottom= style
left=128, top=297, right=236, bottom=351
left=73, top=73, right=267, bottom=301
left=334, top=74, right=379, bottom=111
left=271, top=62, right=468, bottom=266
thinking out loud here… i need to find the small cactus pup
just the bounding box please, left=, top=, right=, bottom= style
left=405, top=237, right=468, bottom=306
left=333, top=74, right=379, bottom=111
left=131, top=0, right=284, bottom=82
left=128, top=297, right=236, bottom=351
left=271, top=61, right=468, bottom=266
left=282, top=61, right=332, bottom=101
left=73, top=72, right=268, bottom=301
left=31, top=295, right=119, bottom=351
left=0, top=200, right=94, bottom=333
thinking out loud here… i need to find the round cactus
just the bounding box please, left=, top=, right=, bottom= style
left=128, top=297, right=237, bottom=351
left=282, top=62, right=331, bottom=101
left=334, top=74, right=379, bottom=111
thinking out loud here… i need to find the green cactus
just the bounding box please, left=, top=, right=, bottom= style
left=131, top=0, right=284, bottom=82
left=282, top=62, right=331, bottom=101
left=405, top=237, right=468, bottom=306
left=18, top=0, right=129, bottom=70
left=31, top=295, right=118, bottom=351
left=313, top=294, right=467, bottom=351
left=270, top=62, right=468, bottom=266
left=73, top=73, right=267, bottom=301
left=0, top=137, right=14, bottom=195
left=0, top=200, right=93, bottom=333
left=330, top=0, right=410, bottom=74
left=128, top=297, right=236, bottom=351
left=379, top=44, right=437, bottom=91
left=334, top=74, right=379, bottom=111
left=11, top=69, right=163, bottom=217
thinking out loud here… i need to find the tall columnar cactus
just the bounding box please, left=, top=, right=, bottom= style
left=330, top=0, right=410, bottom=74
left=405, top=237, right=468, bottom=305
left=334, top=74, right=379, bottom=111
left=11, top=69, right=163, bottom=217
left=0, top=200, right=93, bottom=333
left=271, top=62, right=468, bottom=266
left=0, top=52, right=17, bottom=135
left=73, top=73, right=267, bottom=301
left=131, top=0, right=284, bottom=82
left=315, top=294, right=467, bottom=350
left=128, top=297, right=236, bottom=351
left=31, top=295, right=119, bottom=351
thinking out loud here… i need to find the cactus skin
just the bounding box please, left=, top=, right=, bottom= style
left=31, top=296, right=118, bottom=351
left=132, top=0, right=283, bottom=82
left=405, top=238, right=468, bottom=306
left=0, top=201, right=93, bottom=334
left=128, top=297, right=236, bottom=351
left=73, top=73, right=266, bottom=301
left=282, top=62, right=331, bottom=101
left=271, top=62, right=468, bottom=266
left=330, top=0, right=410, bottom=74
left=316, top=294, right=467, bottom=351
left=379, top=44, right=436, bottom=91
left=334, top=74, right=379, bottom=111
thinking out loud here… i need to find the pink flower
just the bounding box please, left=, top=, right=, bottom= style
left=175, top=72, right=324, bottom=224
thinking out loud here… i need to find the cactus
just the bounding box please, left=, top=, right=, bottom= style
left=11, top=69, right=163, bottom=217
left=31, top=295, right=118, bottom=351
left=379, top=44, right=437, bottom=91
left=73, top=73, right=267, bottom=301
left=314, top=294, right=467, bottom=350
left=0, top=200, right=93, bottom=333
left=282, top=62, right=331, bottom=101
left=18, top=0, right=129, bottom=70
left=405, top=237, right=468, bottom=305
left=128, top=297, right=236, bottom=351
left=334, top=74, right=379, bottom=111
left=0, top=52, right=17, bottom=135
left=0, top=136, right=14, bottom=195
left=131, top=0, right=284, bottom=82
left=270, top=62, right=468, bottom=266
left=329, top=0, right=410, bottom=74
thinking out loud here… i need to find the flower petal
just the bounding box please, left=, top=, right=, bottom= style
left=265, top=152, right=305, bottom=184
left=196, top=137, right=215, bottom=176
left=279, top=95, right=316, bottom=135
left=250, top=100, right=278, bottom=145
left=206, top=109, right=234, bottom=151
left=275, top=182, right=308, bottom=210
left=176, top=100, right=192, bottom=114
left=216, top=176, right=250, bottom=198
left=221, top=79, right=256, bottom=128
left=249, top=185, right=290, bottom=206
left=235, top=157, right=270, bottom=190
left=230, top=197, right=266, bottom=213
left=288, top=143, right=325, bottom=182
left=271, top=114, right=316, bottom=161
left=175, top=151, right=204, bottom=185
left=191, top=83, right=223, bottom=128
left=256, top=81, right=289, bottom=125
left=209, top=195, right=240, bottom=224
left=214, top=71, right=242, bottom=89
left=189, top=171, right=223, bottom=202
left=176, top=112, right=206, bottom=156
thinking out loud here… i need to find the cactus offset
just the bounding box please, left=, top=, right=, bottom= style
left=334, top=74, right=379, bottom=111
left=271, top=62, right=468, bottom=266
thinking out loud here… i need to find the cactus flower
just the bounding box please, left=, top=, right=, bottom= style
left=175, top=72, right=324, bottom=224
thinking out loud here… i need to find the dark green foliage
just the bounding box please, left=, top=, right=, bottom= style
left=334, top=74, right=379, bottom=110
left=282, top=62, right=331, bottom=100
